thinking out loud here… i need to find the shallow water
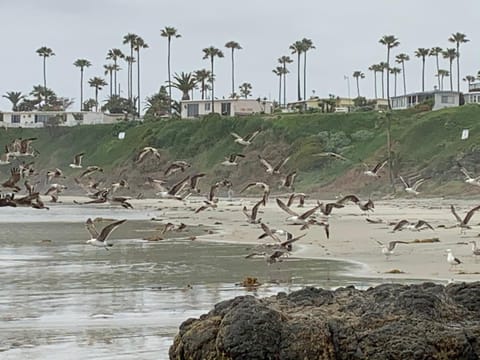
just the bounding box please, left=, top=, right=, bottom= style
left=0, top=205, right=426, bottom=359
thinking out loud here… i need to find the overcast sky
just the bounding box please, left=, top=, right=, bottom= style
left=1, top=0, right=479, bottom=111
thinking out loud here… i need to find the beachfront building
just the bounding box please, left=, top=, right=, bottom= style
left=180, top=98, right=273, bottom=119
left=390, top=90, right=461, bottom=111
left=288, top=96, right=355, bottom=113
left=0, top=111, right=124, bottom=128
left=464, top=82, right=480, bottom=105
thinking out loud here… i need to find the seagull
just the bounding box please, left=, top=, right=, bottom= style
left=221, top=153, right=245, bottom=166
left=363, top=159, right=387, bottom=178
left=156, top=176, right=190, bottom=200
left=2, top=167, right=21, bottom=192
left=80, top=166, right=103, bottom=178
left=391, top=219, right=434, bottom=232
left=287, top=193, right=307, bottom=208
left=399, top=175, right=429, bottom=195
left=230, top=130, right=260, bottom=146
left=241, top=182, right=270, bottom=205
left=85, top=218, right=127, bottom=250
left=336, top=194, right=374, bottom=215
left=450, top=204, right=480, bottom=234
left=376, top=240, right=409, bottom=259
left=0, top=148, right=13, bottom=165
left=188, top=173, right=206, bottom=193
left=136, top=147, right=161, bottom=163
left=69, top=152, right=85, bottom=168
left=258, top=155, right=290, bottom=175
left=109, top=179, right=129, bottom=194
left=446, top=249, right=462, bottom=270
left=276, top=198, right=322, bottom=230
left=46, top=168, right=65, bottom=183
left=164, top=161, right=191, bottom=177
left=315, top=152, right=349, bottom=161
left=458, top=162, right=480, bottom=187
left=281, top=171, right=297, bottom=190
left=468, top=241, right=480, bottom=257
left=242, top=199, right=263, bottom=224
left=111, top=196, right=134, bottom=209
left=44, top=184, right=67, bottom=203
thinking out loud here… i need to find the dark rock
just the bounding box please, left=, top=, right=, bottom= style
left=169, top=282, right=480, bottom=360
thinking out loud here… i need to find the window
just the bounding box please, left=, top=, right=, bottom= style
left=187, top=104, right=199, bottom=117
left=441, top=95, right=454, bottom=104
left=221, top=102, right=231, bottom=116
left=204, top=102, right=210, bottom=112
left=34, top=114, right=49, bottom=123
left=11, top=114, right=21, bottom=123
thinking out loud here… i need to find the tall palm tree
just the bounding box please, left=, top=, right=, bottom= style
left=463, top=75, right=476, bottom=91
left=352, top=71, right=365, bottom=97
left=106, top=48, right=124, bottom=96
left=429, top=47, right=443, bottom=89
left=301, top=38, right=315, bottom=100
left=272, top=66, right=284, bottom=107
left=368, top=64, right=380, bottom=99
left=239, top=82, right=252, bottom=98
left=2, top=91, right=25, bottom=111
left=36, top=46, right=55, bottom=105
left=389, top=67, right=401, bottom=97
left=122, top=33, right=138, bottom=101
left=161, top=26, right=181, bottom=116
left=133, top=36, right=148, bottom=116
left=124, top=55, right=136, bottom=99
left=202, top=46, right=224, bottom=113
left=437, top=69, right=449, bottom=90
left=379, top=35, right=400, bottom=109
left=88, top=77, right=107, bottom=112
left=415, top=48, right=430, bottom=92
left=278, top=56, right=293, bottom=107
left=395, top=53, right=409, bottom=95
left=103, top=63, right=115, bottom=97
left=379, top=62, right=388, bottom=98
left=171, top=72, right=196, bottom=100
left=442, top=48, right=457, bottom=91
left=448, top=32, right=469, bottom=93
left=224, top=41, right=242, bottom=97
left=289, top=40, right=305, bottom=101
left=73, top=59, right=91, bottom=111
left=193, top=69, right=212, bottom=100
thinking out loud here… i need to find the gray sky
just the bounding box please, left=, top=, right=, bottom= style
left=1, top=0, right=479, bottom=111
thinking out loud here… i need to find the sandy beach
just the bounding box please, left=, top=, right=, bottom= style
left=58, top=194, right=480, bottom=283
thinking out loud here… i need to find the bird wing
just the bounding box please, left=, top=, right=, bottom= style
left=169, top=176, right=190, bottom=195
left=336, top=194, right=360, bottom=205
left=373, top=159, right=388, bottom=173
left=98, top=219, right=127, bottom=242
left=251, top=199, right=263, bottom=219
left=246, top=130, right=260, bottom=142
left=287, top=193, right=295, bottom=207
left=276, top=198, right=298, bottom=216
left=324, top=202, right=344, bottom=215
left=136, top=149, right=150, bottom=163
left=74, top=152, right=84, bottom=165
left=258, top=156, right=273, bottom=172
left=450, top=204, right=463, bottom=223
left=392, top=219, right=409, bottom=231
left=85, top=218, right=99, bottom=239
left=164, top=163, right=179, bottom=177
left=281, top=233, right=306, bottom=247
left=399, top=175, right=410, bottom=188
left=230, top=132, right=242, bottom=140
left=299, top=204, right=321, bottom=220
left=260, top=222, right=282, bottom=243
left=463, top=204, right=480, bottom=225
left=317, top=152, right=349, bottom=161
left=389, top=241, right=409, bottom=251
left=415, top=220, right=434, bottom=230
left=412, top=178, right=428, bottom=191
left=273, top=156, right=290, bottom=172
left=240, top=182, right=256, bottom=193
left=190, top=173, right=206, bottom=189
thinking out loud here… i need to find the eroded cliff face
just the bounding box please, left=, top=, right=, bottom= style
left=170, top=282, right=480, bottom=360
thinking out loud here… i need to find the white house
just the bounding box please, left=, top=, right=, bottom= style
left=0, top=111, right=124, bottom=128
left=180, top=98, right=273, bottom=119
left=390, top=90, right=460, bottom=111
left=464, top=82, right=480, bottom=105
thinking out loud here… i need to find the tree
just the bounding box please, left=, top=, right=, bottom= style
left=225, top=41, right=242, bottom=97
left=133, top=36, right=149, bottom=115
left=239, top=82, right=252, bottom=98
left=395, top=53, right=409, bottom=95
left=389, top=67, right=401, bottom=97
left=379, top=62, right=388, bottom=98
left=161, top=26, right=181, bottom=116
left=106, top=48, right=124, bottom=96
left=83, top=98, right=97, bottom=112
left=429, top=47, right=442, bottom=89
left=102, top=95, right=136, bottom=115
left=290, top=40, right=305, bottom=101
left=448, top=32, right=469, bottom=93
left=36, top=46, right=55, bottom=106
left=74, top=59, right=92, bottom=111
left=124, top=56, right=136, bottom=102
left=202, top=46, right=224, bottom=113
left=103, top=63, right=115, bottom=97
left=352, top=71, right=365, bottom=97
left=122, top=33, right=139, bottom=102
left=437, top=69, right=449, bottom=90
left=442, top=48, right=457, bottom=91
left=278, top=56, right=293, bottom=107
left=193, top=69, right=212, bottom=100
left=144, top=86, right=170, bottom=118
left=368, top=64, right=381, bottom=99
left=463, top=75, right=476, bottom=91
left=301, top=38, right=315, bottom=100
left=415, top=48, right=430, bottom=92
left=88, top=77, right=107, bottom=112
left=272, top=66, right=284, bottom=107
left=171, top=72, right=196, bottom=100
left=3, top=91, right=25, bottom=111
left=379, top=35, right=400, bottom=109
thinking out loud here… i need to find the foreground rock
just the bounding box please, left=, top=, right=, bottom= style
left=170, top=282, right=480, bottom=359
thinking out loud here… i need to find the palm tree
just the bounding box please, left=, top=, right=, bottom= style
left=239, top=82, right=252, bottom=98
left=225, top=41, right=242, bottom=97
left=272, top=66, right=284, bottom=107
left=3, top=91, right=25, bottom=111
left=124, top=55, right=136, bottom=99
left=448, top=32, right=469, bottom=93
left=103, top=63, right=115, bottom=97
left=389, top=67, right=401, bottom=97
left=395, top=53, right=409, bottom=95
left=415, top=48, right=430, bottom=92
left=133, top=36, right=148, bottom=115
left=379, top=35, right=400, bottom=109
left=352, top=71, right=365, bottom=97
left=278, top=56, right=293, bottom=107
left=301, top=38, right=315, bottom=100
left=106, top=48, right=124, bottom=96
left=437, top=69, right=449, bottom=90
left=289, top=40, right=305, bottom=101
left=429, top=47, right=443, bottom=89
left=379, top=62, right=388, bottom=98
left=171, top=72, right=196, bottom=100
left=442, top=48, right=457, bottom=91
left=463, top=75, right=476, bottom=91
left=193, top=69, right=212, bottom=100
left=73, top=59, right=91, bottom=111
left=122, top=33, right=139, bottom=101
left=202, top=46, right=224, bottom=113
left=88, top=77, right=107, bottom=112
left=36, top=46, right=55, bottom=105
left=368, top=64, right=380, bottom=99
left=161, top=26, right=181, bottom=116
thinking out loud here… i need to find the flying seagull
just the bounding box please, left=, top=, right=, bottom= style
left=315, top=152, right=349, bottom=161
left=136, top=147, right=161, bottom=164
left=391, top=219, right=434, bottom=232
left=457, top=162, right=480, bottom=187
left=69, top=152, right=85, bottom=168
left=164, top=161, right=191, bottom=177
left=242, top=199, right=264, bottom=224
left=85, top=218, right=127, bottom=250
left=399, top=175, right=429, bottom=196
left=450, top=204, right=480, bottom=234
left=376, top=240, right=409, bottom=259
left=230, top=130, right=260, bottom=146
left=221, top=153, right=245, bottom=166
left=258, top=155, right=290, bottom=175
left=363, top=159, right=387, bottom=178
